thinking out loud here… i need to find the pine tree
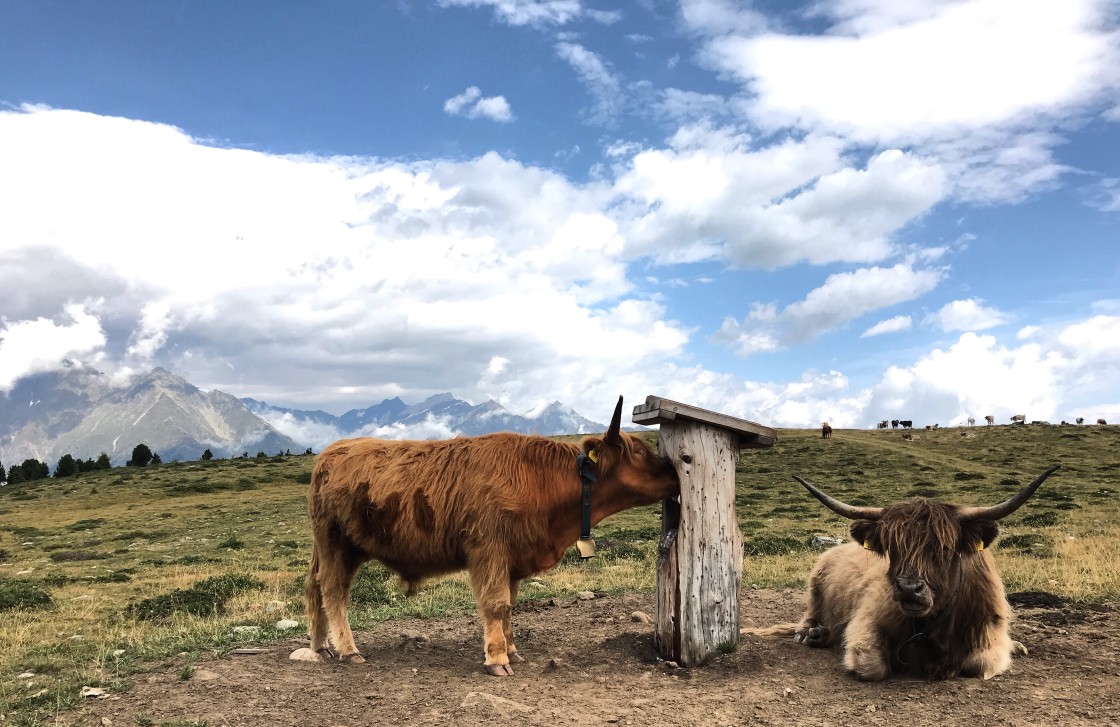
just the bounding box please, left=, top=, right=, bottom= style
left=127, top=444, right=153, bottom=467
left=95, top=453, right=112, bottom=470
left=201, top=448, right=213, bottom=461
left=55, top=454, right=78, bottom=478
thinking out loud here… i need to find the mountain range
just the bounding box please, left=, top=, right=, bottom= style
left=0, top=364, right=606, bottom=471
left=0, top=363, right=302, bottom=467
left=241, top=392, right=606, bottom=447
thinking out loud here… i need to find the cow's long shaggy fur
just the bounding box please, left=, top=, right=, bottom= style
left=744, top=468, right=1059, bottom=681
left=303, top=399, right=679, bottom=675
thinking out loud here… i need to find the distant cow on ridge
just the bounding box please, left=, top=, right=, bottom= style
left=303, top=396, right=680, bottom=675
left=822, top=422, right=833, bottom=438
left=743, top=466, right=1061, bottom=680
left=984, top=415, right=995, bottom=425
left=1010, top=414, right=1026, bottom=425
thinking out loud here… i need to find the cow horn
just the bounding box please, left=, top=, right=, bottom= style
left=792, top=475, right=883, bottom=520
left=957, top=465, right=1060, bottom=521
left=605, top=395, right=623, bottom=445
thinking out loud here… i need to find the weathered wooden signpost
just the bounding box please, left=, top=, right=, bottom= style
left=632, top=395, right=777, bottom=667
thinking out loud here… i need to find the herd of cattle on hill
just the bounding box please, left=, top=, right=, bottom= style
left=869, top=414, right=1107, bottom=433
left=298, top=395, right=1075, bottom=684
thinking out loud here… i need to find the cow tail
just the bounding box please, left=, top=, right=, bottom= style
left=304, top=457, right=327, bottom=645
left=304, top=543, right=323, bottom=636
left=740, top=623, right=800, bottom=638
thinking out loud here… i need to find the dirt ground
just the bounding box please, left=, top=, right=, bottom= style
left=67, top=588, right=1119, bottom=727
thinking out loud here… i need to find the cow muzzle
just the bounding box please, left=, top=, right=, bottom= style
left=893, top=576, right=933, bottom=615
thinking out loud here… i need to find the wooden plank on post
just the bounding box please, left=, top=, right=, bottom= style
left=638, top=395, right=776, bottom=667
left=633, top=396, right=777, bottom=448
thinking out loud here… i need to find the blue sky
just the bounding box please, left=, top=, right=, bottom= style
left=1, top=0, right=1119, bottom=437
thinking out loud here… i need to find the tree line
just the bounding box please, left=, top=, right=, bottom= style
left=2, top=443, right=159, bottom=484
left=2, top=444, right=314, bottom=484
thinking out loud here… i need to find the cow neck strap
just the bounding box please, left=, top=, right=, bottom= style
left=575, top=452, right=598, bottom=558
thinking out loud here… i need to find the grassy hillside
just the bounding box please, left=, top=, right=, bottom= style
left=0, top=423, right=1117, bottom=724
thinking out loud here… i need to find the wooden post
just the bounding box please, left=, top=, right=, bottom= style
left=633, top=396, right=777, bottom=666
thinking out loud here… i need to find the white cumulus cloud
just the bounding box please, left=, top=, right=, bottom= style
left=861, top=315, right=912, bottom=338
left=444, top=86, right=514, bottom=122
left=925, top=299, right=1011, bottom=332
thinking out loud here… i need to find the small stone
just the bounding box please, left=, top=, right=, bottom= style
left=112, top=649, right=125, bottom=657
left=630, top=611, right=652, bottom=624
left=231, top=626, right=261, bottom=635
left=289, top=648, right=324, bottom=662
left=866, top=705, right=877, bottom=713
left=17, top=672, right=35, bottom=680
left=80, top=686, right=106, bottom=698
left=400, top=630, right=431, bottom=643
left=70, top=634, right=85, bottom=641
left=576, top=591, right=596, bottom=600
left=101, top=717, right=113, bottom=726
left=276, top=619, right=300, bottom=631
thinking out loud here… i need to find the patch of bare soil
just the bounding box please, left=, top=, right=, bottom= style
left=67, top=589, right=1120, bottom=727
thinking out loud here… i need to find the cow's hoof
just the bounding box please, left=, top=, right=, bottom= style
left=796, top=627, right=829, bottom=648
left=315, top=648, right=337, bottom=660
left=508, top=651, right=525, bottom=664
left=485, top=663, right=515, bottom=676
left=1011, top=640, right=1028, bottom=656
left=341, top=653, right=366, bottom=664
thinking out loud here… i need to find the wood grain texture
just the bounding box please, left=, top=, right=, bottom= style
left=654, top=421, right=743, bottom=665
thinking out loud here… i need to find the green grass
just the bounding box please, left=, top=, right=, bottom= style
left=0, top=425, right=1118, bottom=724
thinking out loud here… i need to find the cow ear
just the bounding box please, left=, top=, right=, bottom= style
left=960, top=520, right=999, bottom=553
left=604, top=395, right=623, bottom=446
left=850, top=520, right=880, bottom=553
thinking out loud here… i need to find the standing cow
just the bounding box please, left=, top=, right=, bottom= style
left=1010, top=414, right=1026, bottom=425
left=967, top=416, right=975, bottom=427
left=822, top=422, right=833, bottom=438
left=985, top=415, right=995, bottom=425
left=899, top=420, right=913, bottom=429
left=304, top=397, right=679, bottom=675
left=1099, top=419, right=1109, bottom=425
left=891, top=419, right=899, bottom=429
left=877, top=420, right=889, bottom=429
left=743, top=465, right=1060, bottom=680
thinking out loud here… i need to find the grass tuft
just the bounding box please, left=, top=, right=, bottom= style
left=126, top=574, right=265, bottom=621
left=0, top=576, right=53, bottom=611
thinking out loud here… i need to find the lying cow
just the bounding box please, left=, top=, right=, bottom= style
left=743, top=465, right=1060, bottom=680
left=304, top=396, right=679, bottom=675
